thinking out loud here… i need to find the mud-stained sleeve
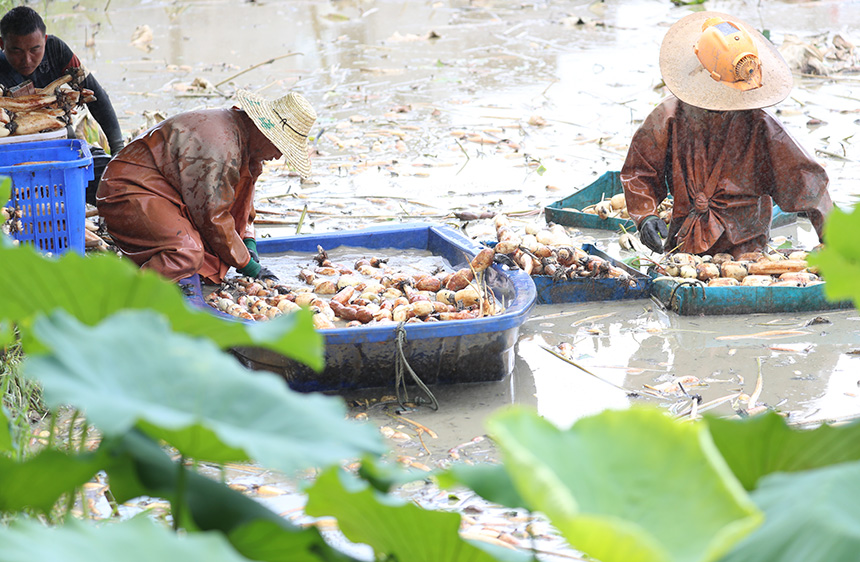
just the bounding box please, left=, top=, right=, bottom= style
left=758, top=113, right=833, bottom=239
left=173, top=126, right=252, bottom=270
left=620, top=100, right=673, bottom=227
left=243, top=207, right=256, bottom=240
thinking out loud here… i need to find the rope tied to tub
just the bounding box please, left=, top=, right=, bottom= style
left=394, top=323, right=439, bottom=411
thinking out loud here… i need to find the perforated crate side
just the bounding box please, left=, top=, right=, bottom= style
left=0, top=140, right=93, bottom=255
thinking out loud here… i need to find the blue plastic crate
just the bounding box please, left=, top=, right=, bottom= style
left=0, top=139, right=93, bottom=254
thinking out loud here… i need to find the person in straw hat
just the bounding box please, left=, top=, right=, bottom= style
left=96, top=90, right=317, bottom=284
left=620, top=11, right=832, bottom=257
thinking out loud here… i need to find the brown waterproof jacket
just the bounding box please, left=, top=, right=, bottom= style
left=620, top=96, right=832, bottom=256
left=97, top=108, right=265, bottom=283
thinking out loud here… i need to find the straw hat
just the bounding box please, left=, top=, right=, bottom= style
left=235, top=89, right=317, bottom=177
left=659, top=11, right=793, bottom=111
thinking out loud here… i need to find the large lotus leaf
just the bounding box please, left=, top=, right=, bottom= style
left=228, top=520, right=358, bottom=562
left=487, top=406, right=762, bottom=562
left=808, top=206, right=860, bottom=308
left=23, top=310, right=385, bottom=473
left=720, top=460, right=860, bottom=562
left=706, top=412, right=860, bottom=490
left=0, top=320, right=13, bottom=348
left=356, top=454, right=436, bottom=493
left=305, top=467, right=535, bottom=562
left=0, top=449, right=103, bottom=513
left=0, top=517, right=251, bottom=562
left=105, top=430, right=352, bottom=561
left=435, top=463, right=528, bottom=510
left=0, top=242, right=323, bottom=370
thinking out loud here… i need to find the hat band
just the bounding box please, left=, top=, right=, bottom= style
left=274, top=109, right=308, bottom=138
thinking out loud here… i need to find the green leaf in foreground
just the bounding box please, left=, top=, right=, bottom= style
left=706, top=412, right=860, bottom=490
left=0, top=243, right=323, bottom=370
left=305, top=467, right=534, bottom=562
left=436, top=463, right=528, bottom=510
left=808, top=205, right=860, bottom=308
left=0, top=449, right=104, bottom=513
left=106, top=430, right=350, bottom=561
left=487, top=406, right=762, bottom=562
left=0, top=517, right=251, bottom=562
left=720, top=460, right=860, bottom=562
left=24, top=310, right=384, bottom=473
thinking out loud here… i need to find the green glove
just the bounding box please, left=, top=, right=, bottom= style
left=243, top=238, right=259, bottom=262
left=237, top=258, right=262, bottom=278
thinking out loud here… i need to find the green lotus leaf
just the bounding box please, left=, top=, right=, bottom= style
left=720, top=460, right=860, bottom=562
left=0, top=449, right=104, bottom=513
left=305, top=467, right=534, bottom=562
left=487, top=406, right=762, bottom=562
left=706, top=412, right=860, bottom=490
left=0, top=242, right=323, bottom=371
left=23, top=310, right=384, bottom=473
left=435, top=463, right=528, bottom=510
left=0, top=517, right=251, bottom=562
left=106, top=430, right=351, bottom=561
left=808, top=205, right=860, bottom=308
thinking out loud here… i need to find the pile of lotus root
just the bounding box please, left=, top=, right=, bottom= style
left=0, top=68, right=95, bottom=138
left=654, top=249, right=820, bottom=287
left=581, top=193, right=673, bottom=224
left=491, top=214, right=638, bottom=286
left=206, top=245, right=504, bottom=327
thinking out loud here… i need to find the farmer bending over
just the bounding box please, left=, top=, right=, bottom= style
left=0, top=6, right=124, bottom=205
left=96, top=90, right=317, bottom=284
left=621, top=11, right=833, bottom=257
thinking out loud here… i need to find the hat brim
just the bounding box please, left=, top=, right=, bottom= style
left=659, top=11, right=793, bottom=111
left=236, top=89, right=313, bottom=177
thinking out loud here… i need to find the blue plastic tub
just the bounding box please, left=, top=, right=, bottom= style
left=545, top=171, right=796, bottom=232
left=0, top=139, right=93, bottom=254
left=187, top=223, right=537, bottom=392
left=649, top=272, right=853, bottom=315
left=532, top=244, right=650, bottom=304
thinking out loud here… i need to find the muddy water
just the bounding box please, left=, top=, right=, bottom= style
left=39, top=0, right=860, bottom=468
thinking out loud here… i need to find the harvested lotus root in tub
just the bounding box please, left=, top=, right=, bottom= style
left=204, top=245, right=507, bottom=327
left=651, top=249, right=823, bottom=287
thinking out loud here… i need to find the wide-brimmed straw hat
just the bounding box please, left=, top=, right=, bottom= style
left=235, top=89, right=317, bottom=177
left=659, top=11, right=793, bottom=111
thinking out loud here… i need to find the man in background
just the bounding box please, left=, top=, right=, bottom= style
left=0, top=6, right=124, bottom=205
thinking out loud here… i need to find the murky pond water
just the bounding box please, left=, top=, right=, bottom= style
left=35, top=0, right=860, bottom=553
left=51, top=0, right=860, bottom=441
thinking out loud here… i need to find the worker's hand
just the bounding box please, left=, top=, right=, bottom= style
left=237, top=258, right=262, bottom=278
left=638, top=216, right=668, bottom=254
left=243, top=238, right=260, bottom=262
left=258, top=266, right=280, bottom=282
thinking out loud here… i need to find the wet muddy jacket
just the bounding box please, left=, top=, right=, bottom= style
left=620, top=96, right=832, bottom=256
left=97, top=108, right=264, bottom=283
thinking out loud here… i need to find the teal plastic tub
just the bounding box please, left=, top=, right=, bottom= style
left=545, top=171, right=797, bottom=232
left=649, top=273, right=852, bottom=315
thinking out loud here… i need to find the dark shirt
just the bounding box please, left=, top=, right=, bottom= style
left=0, top=34, right=123, bottom=153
